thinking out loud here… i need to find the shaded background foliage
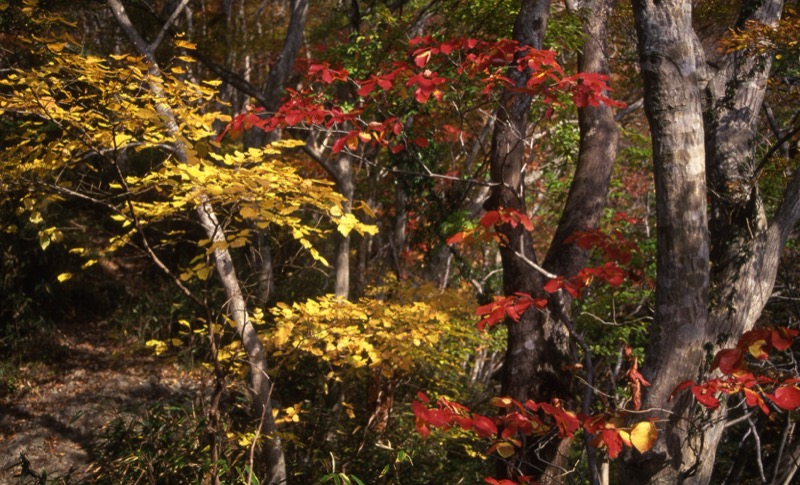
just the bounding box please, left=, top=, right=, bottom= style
left=1, top=0, right=800, bottom=484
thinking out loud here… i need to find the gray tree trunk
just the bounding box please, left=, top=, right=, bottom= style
left=487, top=0, right=619, bottom=481
left=107, top=1, right=287, bottom=482
left=619, top=1, right=800, bottom=483
left=620, top=1, right=710, bottom=483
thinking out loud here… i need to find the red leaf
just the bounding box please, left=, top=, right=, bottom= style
left=485, top=475, right=535, bottom=484
left=670, top=380, right=695, bottom=401
left=501, top=420, right=518, bottom=439
left=743, top=388, right=770, bottom=415
left=411, top=137, right=429, bottom=148
left=426, top=408, right=452, bottom=427
left=377, top=78, right=393, bottom=90
left=602, top=429, right=624, bottom=459
left=711, top=348, right=744, bottom=375
left=415, top=419, right=431, bottom=438
left=480, top=211, right=501, bottom=229
left=472, top=415, right=498, bottom=438
left=332, top=130, right=367, bottom=153
left=691, top=385, right=721, bottom=409
left=447, top=231, right=468, bottom=245
left=769, top=386, right=800, bottom=411
left=771, top=327, right=798, bottom=351
left=414, top=49, right=432, bottom=68
left=357, top=81, right=375, bottom=96
left=543, top=278, right=562, bottom=294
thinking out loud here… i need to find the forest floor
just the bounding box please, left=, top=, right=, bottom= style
left=0, top=320, right=207, bottom=483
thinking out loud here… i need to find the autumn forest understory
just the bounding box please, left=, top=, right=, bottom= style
left=2, top=0, right=800, bottom=484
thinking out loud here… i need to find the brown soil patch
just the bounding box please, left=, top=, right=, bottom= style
left=0, top=322, right=208, bottom=483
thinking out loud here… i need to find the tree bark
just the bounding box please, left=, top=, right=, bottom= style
left=303, top=145, right=355, bottom=299
left=485, top=0, right=617, bottom=483
left=687, top=1, right=785, bottom=482
left=333, top=155, right=354, bottom=298
left=619, top=1, right=710, bottom=483
left=107, top=1, right=286, bottom=482
left=619, top=1, right=800, bottom=483
left=263, top=0, right=309, bottom=115
left=487, top=0, right=619, bottom=481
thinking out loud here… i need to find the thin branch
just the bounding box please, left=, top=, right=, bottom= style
left=614, top=97, right=643, bottom=122
left=42, top=182, right=205, bottom=309
left=724, top=409, right=756, bottom=429
left=772, top=415, right=794, bottom=484
left=749, top=416, right=767, bottom=483
left=513, top=235, right=559, bottom=279
left=754, top=120, right=800, bottom=178
left=391, top=168, right=499, bottom=187
left=301, top=141, right=338, bottom=179
left=148, top=0, right=190, bottom=52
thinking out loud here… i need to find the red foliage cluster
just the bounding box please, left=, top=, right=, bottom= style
left=475, top=293, right=548, bottom=331
left=458, top=209, right=639, bottom=330
left=672, top=327, right=800, bottom=413
left=413, top=390, right=658, bottom=484
left=217, top=36, right=623, bottom=154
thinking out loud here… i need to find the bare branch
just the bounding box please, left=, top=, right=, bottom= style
left=148, top=0, right=190, bottom=52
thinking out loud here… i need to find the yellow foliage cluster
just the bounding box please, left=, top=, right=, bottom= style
left=721, top=9, right=800, bottom=54
left=0, top=12, right=376, bottom=275
left=268, top=281, right=481, bottom=379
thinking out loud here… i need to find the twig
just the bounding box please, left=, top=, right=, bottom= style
left=512, top=235, right=559, bottom=279
left=148, top=0, right=190, bottom=52
left=748, top=416, right=767, bottom=483
left=390, top=168, right=499, bottom=187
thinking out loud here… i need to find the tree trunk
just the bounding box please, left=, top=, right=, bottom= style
left=618, top=1, right=800, bottom=483
left=688, top=1, right=785, bottom=482
left=619, top=1, right=710, bottom=483
left=247, top=0, right=309, bottom=305
left=334, top=155, right=354, bottom=298
left=486, top=0, right=620, bottom=481
left=107, top=1, right=287, bottom=482
left=392, top=178, right=409, bottom=279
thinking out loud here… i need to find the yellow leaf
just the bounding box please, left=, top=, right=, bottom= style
left=747, top=339, right=768, bottom=359
left=39, top=232, right=50, bottom=250
left=618, top=429, right=631, bottom=447
left=240, top=205, right=259, bottom=219
left=629, top=421, right=658, bottom=454
left=196, top=265, right=213, bottom=280
left=145, top=339, right=168, bottom=356
left=273, top=324, right=294, bottom=347
left=57, top=272, right=72, bottom=282
left=174, top=39, right=197, bottom=50
left=356, top=200, right=377, bottom=219
left=114, top=133, right=132, bottom=146
left=336, top=213, right=358, bottom=237
left=495, top=442, right=516, bottom=458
